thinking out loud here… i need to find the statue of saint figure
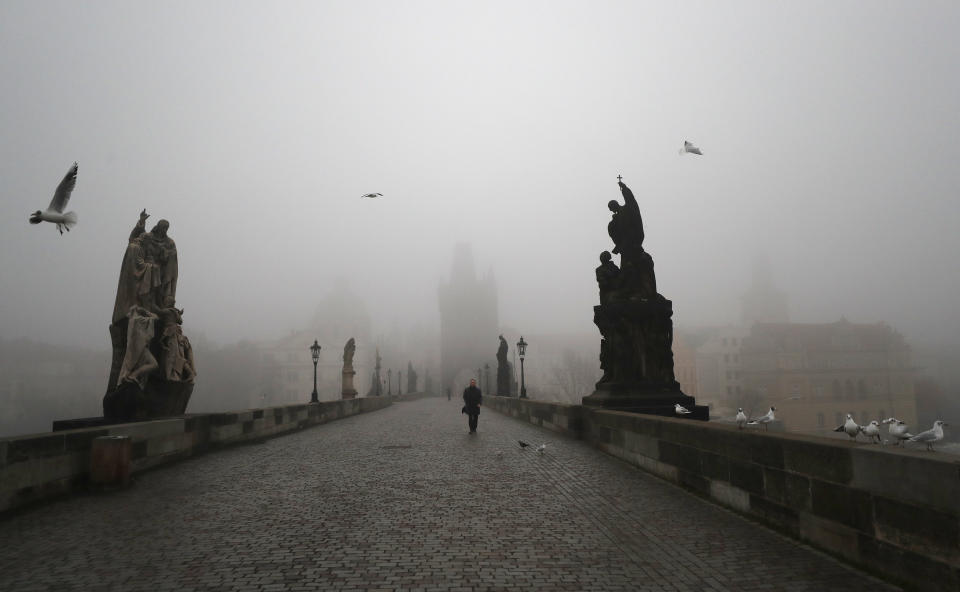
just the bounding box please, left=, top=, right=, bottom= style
left=343, top=338, right=356, bottom=368
left=112, top=210, right=179, bottom=321
left=606, top=180, right=657, bottom=300
left=496, top=335, right=511, bottom=396
left=141, top=218, right=178, bottom=310
left=595, top=251, right=621, bottom=305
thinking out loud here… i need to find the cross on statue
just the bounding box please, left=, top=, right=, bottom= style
left=617, top=174, right=623, bottom=182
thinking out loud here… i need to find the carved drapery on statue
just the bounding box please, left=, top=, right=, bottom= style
left=583, top=179, right=708, bottom=420
left=104, top=210, right=195, bottom=421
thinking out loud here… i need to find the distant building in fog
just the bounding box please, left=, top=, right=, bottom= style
left=672, top=332, right=699, bottom=398
left=438, top=244, right=498, bottom=392
left=739, top=319, right=918, bottom=434
left=740, top=256, right=789, bottom=326
left=684, top=326, right=748, bottom=416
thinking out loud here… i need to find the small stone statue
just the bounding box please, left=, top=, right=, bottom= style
left=496, top=335, right=511, bottom=396
left=406, top=361, right=417, bottom=393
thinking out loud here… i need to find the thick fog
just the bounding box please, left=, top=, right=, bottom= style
left=1, top=2, right=959, bottom=354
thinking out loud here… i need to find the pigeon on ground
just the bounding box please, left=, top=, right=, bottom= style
left=908, top=420, right=948, bottom=451
left=518, top=440, right=530, bottom=448
left=735, top=408, right=747, bottom=430
left=882, top=418, right=913, bottom=445
left=679, top=140, right=703, bottom=155
left=834, top=413, right=860, bottom=440
left=861, top=420, right=881, bottom=443
left=536, top=443, right=547, bottom=455
left=674, top=403, right=692, bottom=415
left=360, top=193, right=383, bottom=198
left=29, top=162, right=79, bottom=235
left=748, top=406, right=776, bottom=431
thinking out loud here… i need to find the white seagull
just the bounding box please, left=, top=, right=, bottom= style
left=536, top=443, right=547, bottom=455
left=735, top=408, right=747, bottom=430
left=748, top=406, right=776, bottom=430
left=29, top=162, right=79, bottom=235
left=861, top=420, right=881, bottom=444
left=360, top=192, right=383, bottom=198
left=882, top=418, right=913, bottom=446
left=674, top=403, right=692, bottom=415
left=679, top=140, right=703, bottom=156
left=834, top=413, right=861, bottom=440
left=908, top=420, right=948, bottom=451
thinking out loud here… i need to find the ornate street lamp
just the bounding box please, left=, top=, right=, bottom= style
left=310, top=340, right=321, bottom=403
left=517, top=336, right=528, bottom=398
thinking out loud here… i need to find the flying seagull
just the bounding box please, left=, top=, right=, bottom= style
left=518, top=440, right=530, bottom=448
left=29, top=162, right=79, bottom=234
left=679, top=140, right=703, bottom=156
left=735, top=408, right=747, bottom=430
left=360, top=193, right=383, bottom=198
left=861, top=420, right=881, bottom=444
left=908, top=420, right=948, bottom=451
left=748, top=406, right=776, bottom=430
left=674, top=403, right=692, bottom=415
left=834, top=413, right=860, bottom=440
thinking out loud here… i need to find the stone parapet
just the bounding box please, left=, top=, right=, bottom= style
left=0, top=396, right=393, bottom=516
left=485, top=395, right=960, bottom=592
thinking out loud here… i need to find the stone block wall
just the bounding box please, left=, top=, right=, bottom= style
left=0, top=396, right=393, bottom=515
left=486, top=396, right=960, bottom=592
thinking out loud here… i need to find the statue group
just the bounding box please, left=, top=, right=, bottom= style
left=103, top=210, right=196, bottom=421
left=584, top=179, right=708, bottom=419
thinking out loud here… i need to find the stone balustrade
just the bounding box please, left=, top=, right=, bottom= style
left=484, top=395, right=960, bottom=592
left=0, top=396, right=394, bottom=515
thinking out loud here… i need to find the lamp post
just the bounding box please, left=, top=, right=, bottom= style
left=517, top=336, right=528, bottom=398
left=310, top=340, right=321, bottom=403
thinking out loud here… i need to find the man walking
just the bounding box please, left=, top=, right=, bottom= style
left=462, top=378, right=482, bottom=434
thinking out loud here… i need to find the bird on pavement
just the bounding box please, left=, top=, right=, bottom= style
left=536, top=443, right=547, bottom=455
left=908, top=420, right=948, bottom=451
left=735, top=408, right=747, bottom=430
left=674, top=403, right=692, bottom=415
left=679, top=140, right=703, bottom=155
left=361, top=192, right=383, bottom=198
left=834, top=413, right=861, bottom=440
left=861, top=420, right=881, bottom=443
left=748, top=406, right=776, bottom=431
left=518, top=440, right=530, bottom=448
left=29, top=162, right=79, bottom=235
left=882, top=418, right=913, bottom=446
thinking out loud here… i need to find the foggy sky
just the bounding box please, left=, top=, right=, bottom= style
left=1, top=1, right=958, bottom=350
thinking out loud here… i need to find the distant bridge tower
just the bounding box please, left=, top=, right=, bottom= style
left=438, top=244, right=498, bottom=393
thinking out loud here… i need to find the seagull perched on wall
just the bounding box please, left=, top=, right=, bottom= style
left=736, top=408, right=747, bottom=430
left=360, top=192, right=383, bottom=198
left=861, top=420, right=881, bottom=444
left=674, top=403, right=692, bottom=415
left=29, top=162, right=79, bottom=234
left=882, top=417, right=913, bottom=445
left=834, top=413, right=861, bottom=440
left=908, top=420, right=948, bottom=451
left=748, top=406, right=776, bottom=431
left=679, top=140, right=703, bottom=155
left=536, top=443, right=547, bottom=455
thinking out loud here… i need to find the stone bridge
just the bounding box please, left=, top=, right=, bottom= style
left=0, top=396, right=955, bottom=591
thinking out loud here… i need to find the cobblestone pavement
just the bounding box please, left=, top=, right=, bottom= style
left=0, top=398, right=900, bottom=592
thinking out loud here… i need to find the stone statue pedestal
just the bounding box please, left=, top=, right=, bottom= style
left=342, top=370, right=358, bottom=400
left=582, top=298, right=709, bottom=421
left=103, top=379, right=194, bottom=421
